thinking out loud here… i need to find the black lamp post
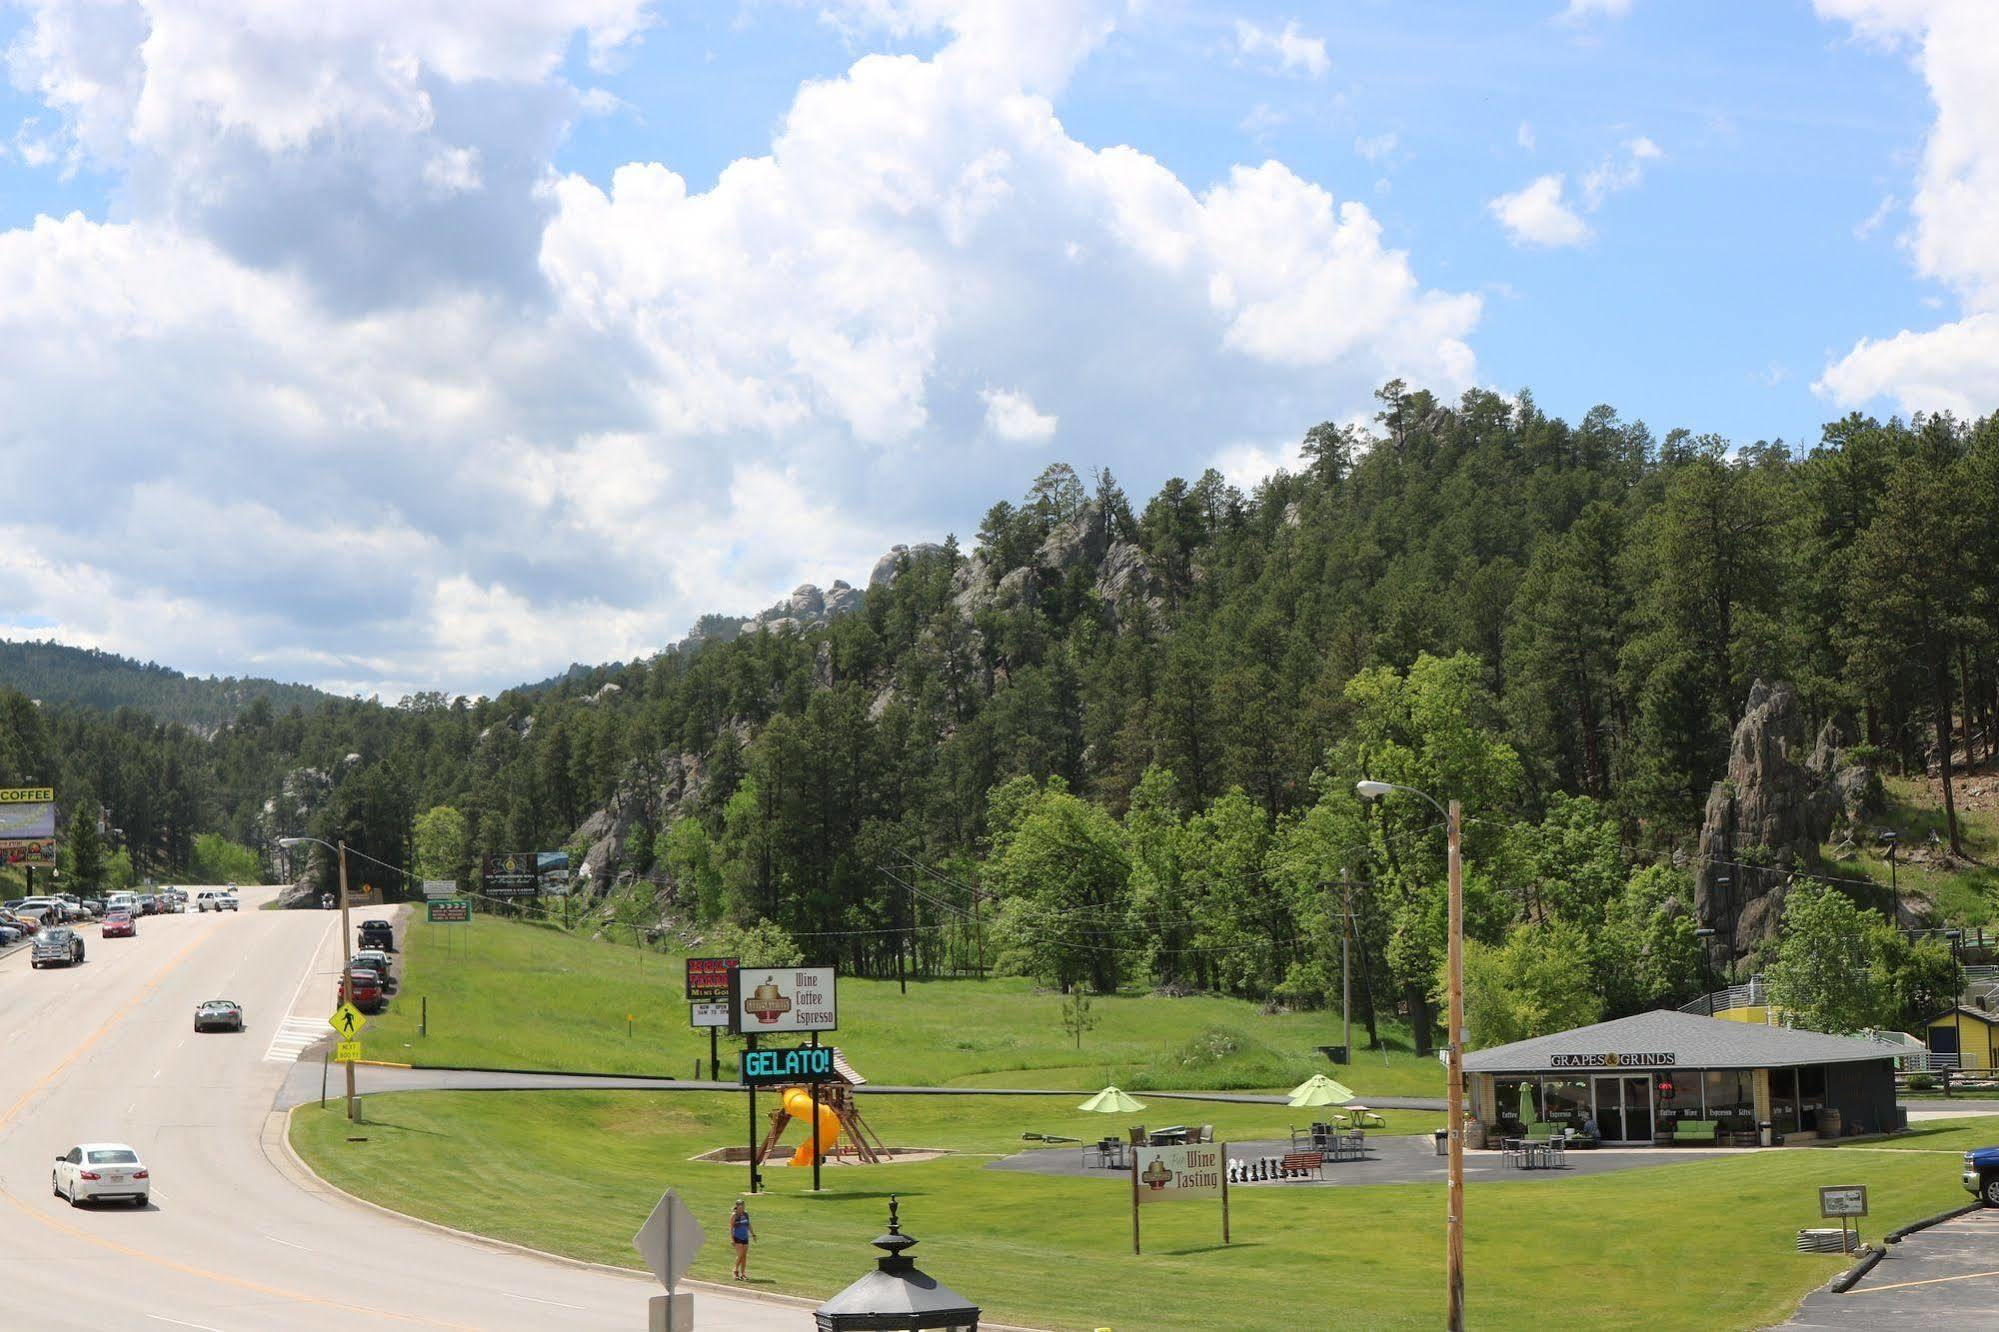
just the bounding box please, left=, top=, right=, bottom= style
left=1878, top=830, right=1899, bottom=925
left=1712, top=875, right=1732, bottom=987
left=815, top=1197, right=979, bottom=1332
left=1694, top=927, right=1718, bottom=1016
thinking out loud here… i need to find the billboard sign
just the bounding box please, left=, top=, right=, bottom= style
left=420, top=880, right=455, bottom=899
left=729, top=967, right=838, bottom=1033
left=0, top=787, right=56, bottom=866
left=482, top=852, right=538, bottom=899
left=427, top=899, right=472, bottom=924
left=686, top=956, right=738, bottom=1002
left=0, top=839, right=54, bottom=868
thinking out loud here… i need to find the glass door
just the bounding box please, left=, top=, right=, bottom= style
left=1621, top=1075, right=1653, bottom=1141
left=1592, top=1076, right=1624, bottom=1142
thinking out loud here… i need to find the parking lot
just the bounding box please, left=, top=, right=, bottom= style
left=1787, top=1207, right=1999, bottom=1329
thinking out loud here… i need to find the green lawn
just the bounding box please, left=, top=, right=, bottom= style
left=370, top=914, right=1443, bottom=1097
left=292, top=1091, right=1978, bottom=1332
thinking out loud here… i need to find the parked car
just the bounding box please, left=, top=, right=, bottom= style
left=106, top=892, right=136, bottom=914
left=0, top=923, right=21, bottom=946
left=19, top=897, right=68, bottom=924
left=52, top=1143, right=149, bottom=1208
left=101, top=911, right=136, bottom=939
left=1964, top=1146, right=1999, bottom=1206
left=192, top=999, right=244, bottom=1033
left=358, top=919, right=394, bottom=951
left=80, top=898, right=104, bottom=916
left=54, top=894, right=90, bottom=919
left=0, top=910, right=39, bottom=937
left=337, top=970, right=384, bottom=1013
left=352, top=948, right=393, bottom=983
left=31, top=927, right=84, bottom=968
left=136, top=894, right=159, bottom=916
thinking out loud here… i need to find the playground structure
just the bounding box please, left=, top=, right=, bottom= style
left=754, top=1048, right=890, bottom=1167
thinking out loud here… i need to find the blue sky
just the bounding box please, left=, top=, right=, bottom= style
left=0, top=1, right=1983, bottom=696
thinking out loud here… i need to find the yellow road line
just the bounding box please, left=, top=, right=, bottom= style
left=0, top=928, right=478, bottom=1330
left=1852, top=1267, right=1999, bottom=1294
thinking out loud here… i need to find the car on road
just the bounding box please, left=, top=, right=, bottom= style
left=337, top=969, right=384, bottom=1013
left=30, top=926, right=84, bottom=968
left=106, top=892, right=135, bottom=914
left=197, top=889, right=239, bottom=912
left=358, top=918, right=394, bottom=951
left=136, top=894, right=159, bottom=916
left=101, top=910, right=136, bottom=939
left=193, top=999, right=244, bottom=1033
left=52, top=1143, right=149, bottom=1208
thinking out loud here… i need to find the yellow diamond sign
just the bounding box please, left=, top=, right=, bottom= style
left=334, top=1041, right=363, bottom=1063
left=329, top=1002, right=368, bottom=1040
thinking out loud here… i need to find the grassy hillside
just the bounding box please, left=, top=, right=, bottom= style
left=293, top=1092, right=1972, bottom=1332
left=370, top=912, right=1445, bottom=1096
left=1828, top=772, right=1999, bottom=928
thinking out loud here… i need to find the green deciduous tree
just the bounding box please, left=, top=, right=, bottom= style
left=1765, top=885, right=1882, bottom=1035
left=1457, top=921, right=1603, bottom=1049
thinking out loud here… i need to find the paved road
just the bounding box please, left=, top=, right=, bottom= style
left=0, top=889, right=805, bottom=1331
left=1787, top=1206, right=1999, bottom=1329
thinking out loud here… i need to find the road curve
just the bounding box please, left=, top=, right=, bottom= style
left=0, top=888, right=804, bottom=1331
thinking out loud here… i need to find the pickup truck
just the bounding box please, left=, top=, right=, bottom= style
left=1963, top=1148, right=1999, bottom=1205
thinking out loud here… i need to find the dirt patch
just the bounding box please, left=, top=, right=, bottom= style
left=689, top=1145, right=949, bottom=1166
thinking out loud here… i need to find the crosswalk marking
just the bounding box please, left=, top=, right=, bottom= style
left=263, top=1017, right=326, bottom=1064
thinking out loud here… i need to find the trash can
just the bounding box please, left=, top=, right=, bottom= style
left=1434, top=1130, right=1449, bottom=1157
left=1759, top=1121, right=1773, bottom=1147
left=1319, top=1044, right=1350, bottom=1065
left=1818, top=1107, right=1842, bottom=1139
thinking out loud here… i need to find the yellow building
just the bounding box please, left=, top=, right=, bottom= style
left=1924, top=1006, right=1999, bottom=1071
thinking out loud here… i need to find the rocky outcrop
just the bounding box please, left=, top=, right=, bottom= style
left=869, top=543, right=947, bottom=591
left=1694, top=681, right=1883, bottom=958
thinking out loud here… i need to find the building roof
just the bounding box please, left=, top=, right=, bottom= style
left=1924, top=1006, right=1999, bottom=1028
left=1463, top=1009, right=1896, bottom=1073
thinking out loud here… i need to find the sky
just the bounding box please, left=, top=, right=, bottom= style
left=0, top=0, right=1988, bottom=700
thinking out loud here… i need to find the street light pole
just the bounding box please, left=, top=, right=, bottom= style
left=1357, top=780, right=1465, bottom=1332
left=1694, top=928, right=1718, bottom=1017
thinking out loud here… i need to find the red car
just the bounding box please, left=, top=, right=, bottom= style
left=337, top=971, right=384, bottom=1013
left=100, top=911, right=136, bottom=939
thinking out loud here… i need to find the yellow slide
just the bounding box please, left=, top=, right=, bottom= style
left=783, top=1087, right=842, bottom=1166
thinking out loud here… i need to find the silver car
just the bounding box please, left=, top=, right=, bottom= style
left=30, top=927, right=83, bottom=969
left=52, top=1143, right=149, bottom=1207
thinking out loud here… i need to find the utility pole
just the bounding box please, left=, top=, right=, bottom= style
left=338, top=840, right=358, bottom=1122
left=1445, top=799, right=1465, bottom=1332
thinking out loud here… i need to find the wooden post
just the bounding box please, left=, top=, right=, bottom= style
left=1130, top=1150, right=1141, bottom=1255
left=747, top=1033, right=760, bottom=1196
left=420, top=995, right=427, bottom=1037
left=810, top=1032, right=823, bottom=1193
left=339, top=841, right=357, bottom=1123
left=1446, top=800, right=1465, bottom=1332
left=709, top=1029, right=720, bottom=1082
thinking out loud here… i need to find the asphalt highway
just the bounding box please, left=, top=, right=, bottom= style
left=0, top=889, right=806, bottom=1331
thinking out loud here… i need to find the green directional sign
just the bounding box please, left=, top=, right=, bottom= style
left=428, top=899, right=472, bottom=924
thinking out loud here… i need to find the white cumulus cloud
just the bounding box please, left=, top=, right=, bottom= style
left=1235, top=19, right=1330, bottom=78
left=981, top=387, right=1059, bottom=443
left=1488, top=173, right=1592, bottom=247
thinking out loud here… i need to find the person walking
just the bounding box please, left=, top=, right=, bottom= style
left=730, top=1198, right=755, bottom=1280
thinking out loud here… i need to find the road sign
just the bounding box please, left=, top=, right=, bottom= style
left=329, top=1002, right=368, bottom=1039
left=632, top=1187, right=704, bottom=1292
left=333, top=1041, right=363, bottom=1063
left=427, top=899, right=471, bottom=924
left=690, top=1001, right=730, bottom=1029
left=729, top=966, right=838, bottom=1033
left=420, top=880, right=455, bottom=899
left=1819, top=1185, right=1868, bottom=1218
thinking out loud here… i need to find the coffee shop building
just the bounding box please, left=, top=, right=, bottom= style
left=1462, top=1010, right=1901, bottom=1145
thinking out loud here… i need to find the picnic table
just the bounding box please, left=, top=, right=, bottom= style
left=1502, top=1138, right=1565, bottom=1170
left=1148, top=1126, right=1191, bottom=1146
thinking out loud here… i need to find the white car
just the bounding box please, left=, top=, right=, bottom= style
left=52, top=1143, right=150, bottom=1208
left=196, top=890, right=239, bottom=913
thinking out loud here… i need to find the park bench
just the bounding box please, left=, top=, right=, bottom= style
left=1673, top=1119, right=1718, bottom=1146
left=1279, top=1151, right=1326, bottom=1180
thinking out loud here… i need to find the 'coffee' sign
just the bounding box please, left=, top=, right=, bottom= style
left=729, top=967, right=839, bottom=1033
left=1550, top=1052, right=1677, bottom=1068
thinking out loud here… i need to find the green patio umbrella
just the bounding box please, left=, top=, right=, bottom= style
left=1287, top=1074, right=1356, bottom=1108
left=1519, top=1083, right=1536, bottom=1126
left=1077, top=1086, right=1146, bottom=1114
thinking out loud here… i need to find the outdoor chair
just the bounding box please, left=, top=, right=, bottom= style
left=1198, top=1124, right=1214, bottom=1143
left=1128, top=1126, right=1146, bottom=1147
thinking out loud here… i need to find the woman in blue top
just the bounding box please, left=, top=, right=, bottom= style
left=730, top=1198, right=754, bottom=1279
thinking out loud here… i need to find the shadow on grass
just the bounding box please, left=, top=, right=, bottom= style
left=1154, top=1240, right=1264, bottom=1256
left=797, top=1190, right=933, bottom=1203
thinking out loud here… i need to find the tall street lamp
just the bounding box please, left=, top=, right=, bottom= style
left=1356, top=779, right=1465, bottom=1332
left=1878, top=830, right=1899, bottom=926
left=279, top=836, right=358, bottom=1121
left=1693, top=927, right=1718, bottom=1017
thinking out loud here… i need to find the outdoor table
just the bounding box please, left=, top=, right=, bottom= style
left=1149, top=1127, right=1190, bottom=1146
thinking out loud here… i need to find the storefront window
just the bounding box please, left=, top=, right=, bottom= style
left=1493, top=1079, right=1540, bottom=1134
left=1541, top=1078, right=1591, bottom=1131
left=1701, top=1070, right=1753, bottom=1126
left=1654, top=1071, right=1700, bottom=1122
left=1771, top=1067, right=1799, bottom=1135
left=1797, top=1065, right=1825, bottom=1132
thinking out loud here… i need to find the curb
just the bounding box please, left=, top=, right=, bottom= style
left=273, top=1105, right=1049, bottom=1331
left=353, top=1059, right=413, bottom=1069
left=1827, top=1200, right=1983, bottom=1295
